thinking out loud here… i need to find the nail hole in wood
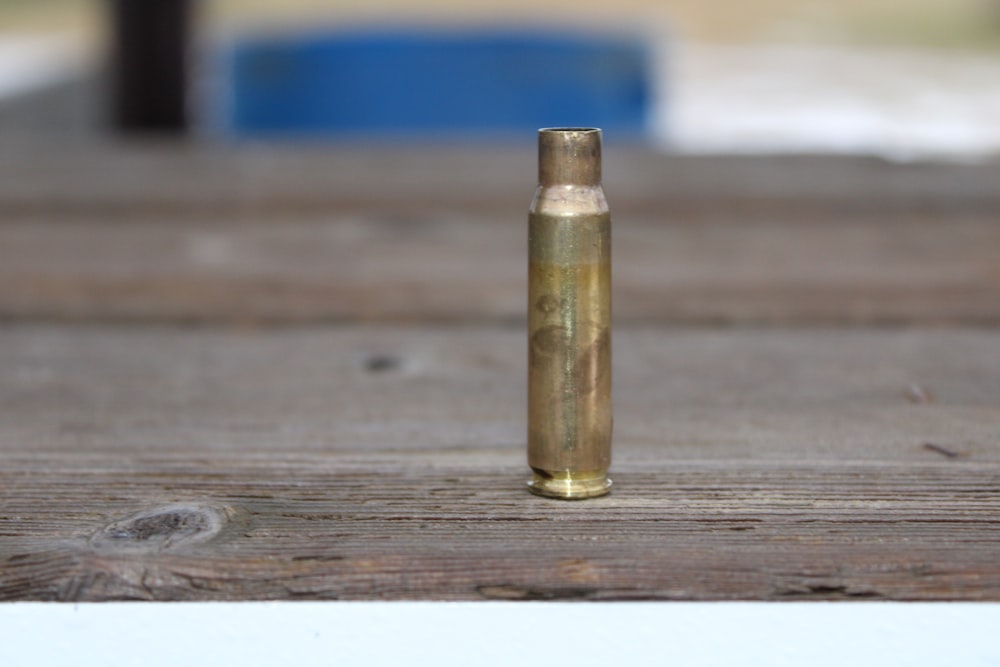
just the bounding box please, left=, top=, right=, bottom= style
left=365, top=355, right=401, bottom=373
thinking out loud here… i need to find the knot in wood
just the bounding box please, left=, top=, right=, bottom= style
left=90, top=504, right=227, bottom=552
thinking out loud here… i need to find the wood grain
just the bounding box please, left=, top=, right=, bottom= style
left=2, top=151, right=999, bottom=325
left=3, top=147, right=998, bottom=601
left=3, top=146, right=999, bottom=216
left=2, top=325, right=998, bottom=600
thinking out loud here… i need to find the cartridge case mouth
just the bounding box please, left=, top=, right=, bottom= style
left=528, top=469, right=612, bottom=500
left=538, top=127, right=602, bottom=186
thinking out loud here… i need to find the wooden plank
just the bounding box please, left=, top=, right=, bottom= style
left=1, top=148, right=999, bottom=216
left=2, top=325, right=999, bottom=600
left=3, top=148, right=997, bottom=325
left=1, top=210, right=997, bottom=325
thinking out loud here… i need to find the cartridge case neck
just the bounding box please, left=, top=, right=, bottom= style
left=538, top=128, right=602, bottom=187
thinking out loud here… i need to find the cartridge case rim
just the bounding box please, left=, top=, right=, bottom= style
left=528, top=469, right=612, bottom=500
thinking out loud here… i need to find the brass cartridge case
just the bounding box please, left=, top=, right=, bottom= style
left=527, top=128, right=612, bottom=499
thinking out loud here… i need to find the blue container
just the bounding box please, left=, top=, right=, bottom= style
left=219, top=28, right=652, bottom=138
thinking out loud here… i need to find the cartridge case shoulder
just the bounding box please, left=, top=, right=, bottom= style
left=529, top=184, right=609, bottom=218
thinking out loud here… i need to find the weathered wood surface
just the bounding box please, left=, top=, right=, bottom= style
left=1, top=147, right=998, bottom=325
left=2, top=147, right=998, bottom=601
left=3, top=147, right=1000, bottom=215
left=2, top=326, right=999, bottom=600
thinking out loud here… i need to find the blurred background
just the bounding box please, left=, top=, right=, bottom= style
left=2, top=0, right=999, bottom=158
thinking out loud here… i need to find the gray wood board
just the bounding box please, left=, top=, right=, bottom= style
left=3, top=147, right=998, bottom=325
left=2, top=146, right=999, bottom=216
left=2, top=325, right=998, bottom=600
left=2, top=211, right=998, bottom=325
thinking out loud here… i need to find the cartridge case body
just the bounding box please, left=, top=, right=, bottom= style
left=528, top=128, right=612, bottom=499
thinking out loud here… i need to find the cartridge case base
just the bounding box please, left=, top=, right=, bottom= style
left=528, top=469, right=611, bottom=500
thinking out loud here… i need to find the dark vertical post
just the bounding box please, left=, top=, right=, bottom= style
left=108, top=0, right=192, bottom=133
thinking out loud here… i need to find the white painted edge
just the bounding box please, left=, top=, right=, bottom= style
left=1, top=602, right=999, bottom=667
